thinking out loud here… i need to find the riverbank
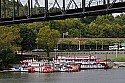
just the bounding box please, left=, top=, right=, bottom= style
left=106, top=61, right=125, bottom=69
left=113, top=62, right=125, bottom=67
left=23, top=50, right=125, bottom=59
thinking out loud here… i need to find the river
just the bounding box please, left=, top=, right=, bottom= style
left=0, top=68, right=125, bottom=83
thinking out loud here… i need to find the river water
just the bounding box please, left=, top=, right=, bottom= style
left=0, top=68, right=125, bottom=83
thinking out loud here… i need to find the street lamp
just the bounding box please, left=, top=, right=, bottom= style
left=36, top=38, right=38, bottom=49
left=57, top=43, right=59, bottom=50
left=63, top=32, right=68, bottom=38
left=96, top=41, right=97, bottom=50
left=101, top=41, right=103, bottom=50
left=116, top=48, right=118, bottom=58
left=78, top=40, right=81, bottom=50
left=75, top=37, right=81, bottom=50
left=63, top=33, right=65, bottom=38
left=115, top=44, right=118, bottom=58
left=84, top=43, right=86, bottom=50
left=54, top=48, right=58, bottom=59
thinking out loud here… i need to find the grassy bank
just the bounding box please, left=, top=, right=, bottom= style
left=112, top=56, right=125, bottom=62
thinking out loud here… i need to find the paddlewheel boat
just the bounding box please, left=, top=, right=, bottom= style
left=53, top=62, right=80, bottom=72
left=64, top=63, right=80, bottom=72
left=54, top=55, right=109, bottom=70
left=40, top=65, right=53, bottom=73
left=11, top=59, right=50, bottom=72
left=10, top=55, right=108, bottom=72
left=28, top=67, right=35, bottom=73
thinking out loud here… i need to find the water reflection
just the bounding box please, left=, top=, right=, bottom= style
left=26, top=73, right=61, bottom=83
left=0, top=68, right=125, bottom=83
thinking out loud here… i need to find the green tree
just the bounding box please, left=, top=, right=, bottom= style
left=121, top=25, right=125, bottom=37
left=0, top=47, right=15, bottom=69
left=37, top=26, right=60, bottom=57
left=0, top=26, right=21, bottom=52
left=0, top=26, right=21, bottom=68
left=69, top=28, right=79, bottom=38
left=20, top=28, right=36, bottom=51
left=80, top=16, right=97, bottom=24
left=114, top=14, right=125, bottom=26
left=111, top=23, right=122, bottom=38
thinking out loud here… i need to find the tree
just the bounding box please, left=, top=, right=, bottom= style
left=20, top=28, right=36, bottom=51
left=114, top=14, right=125, bottom=26
left=69, top=28, right=79, bottom=38
left=80, top=16, right=97, bottom=24
left=37, top=26, right=60, bottom=57
left=0, top=47, right=15, bottom=68
left=0, top=26, right=21, bottom=52
left=0, top=26, right=21, bottom=68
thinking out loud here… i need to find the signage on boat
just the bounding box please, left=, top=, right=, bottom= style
left=57, top=56, right=97, bottom=59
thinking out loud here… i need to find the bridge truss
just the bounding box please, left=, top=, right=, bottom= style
left=0, top=0, right=125, bottom=25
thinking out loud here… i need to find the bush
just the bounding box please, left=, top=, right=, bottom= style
left=112, top=56, right=125, bottom=62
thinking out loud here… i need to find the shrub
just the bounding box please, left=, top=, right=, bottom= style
left=112, top=56, right=125, bottom=62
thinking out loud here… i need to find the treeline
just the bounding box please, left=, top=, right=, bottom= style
left=1, top=14, right=125, bottom=52
left=2, top=1, right=125, bottom=38
left=45, top=14, right=125, bottom=38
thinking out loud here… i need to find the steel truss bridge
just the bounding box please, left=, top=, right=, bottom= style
left=0, top=0, right=125, bottom=25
